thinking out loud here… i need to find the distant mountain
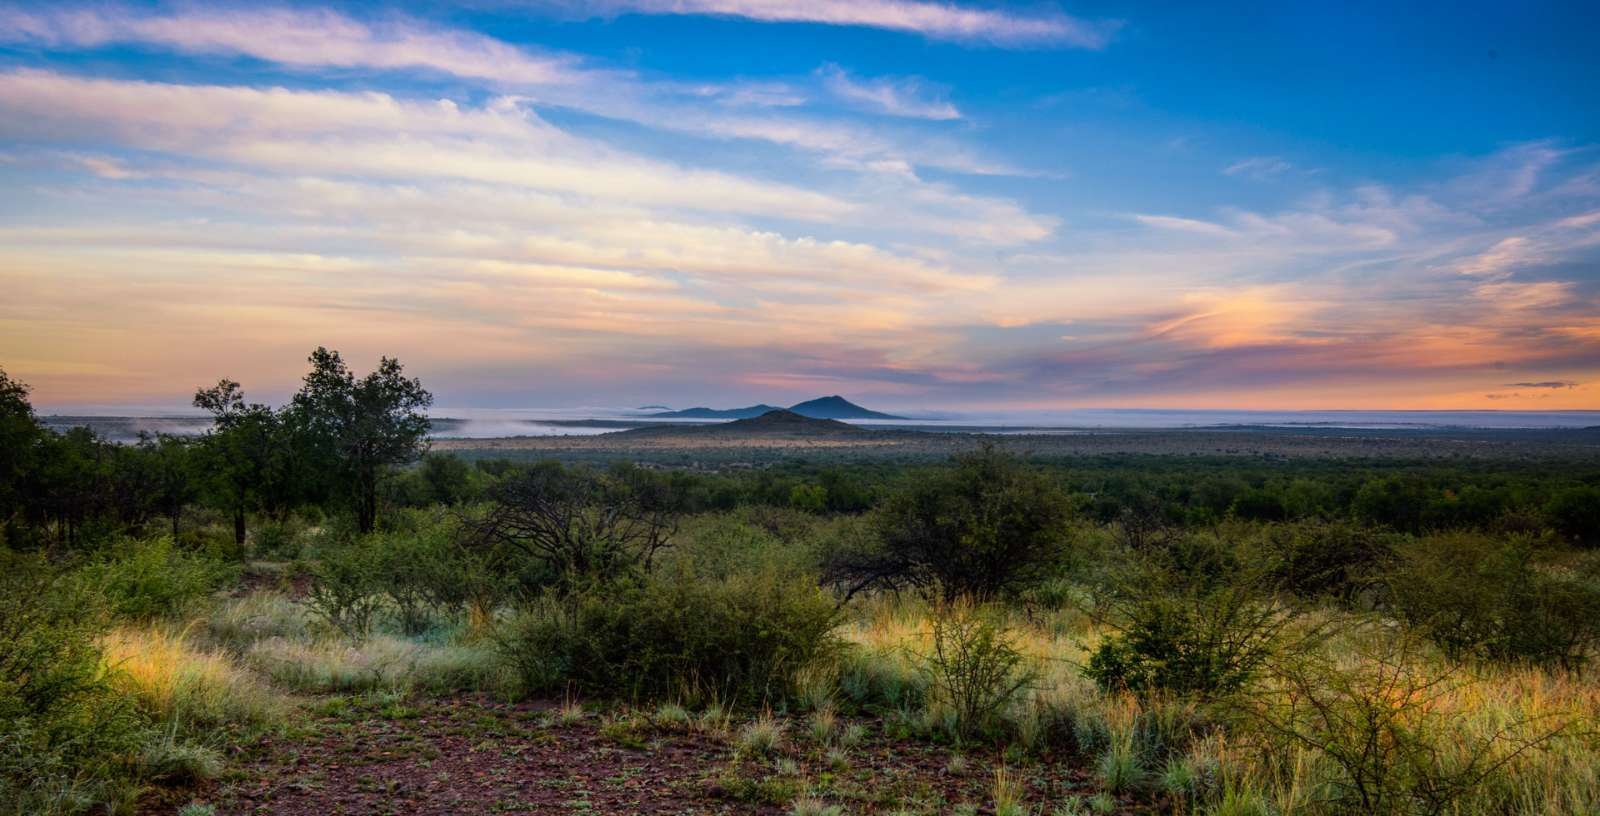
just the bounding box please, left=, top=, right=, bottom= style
left=648, top=404, right=783, bottom=419
left=647, top=395, right=901, bottom=421
left=636, top=405, right=671, bottom=411
left=614, top=409, right=866, bottom=438
left=787, top=395, right=903, bottom=420
left=723, top=409, right=863, bottom=434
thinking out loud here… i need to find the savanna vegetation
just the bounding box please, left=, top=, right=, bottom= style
left=2, top=356, right=1598, bottom=815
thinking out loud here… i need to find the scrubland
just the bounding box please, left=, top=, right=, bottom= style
left=7, top=450, right=1600, bottom=816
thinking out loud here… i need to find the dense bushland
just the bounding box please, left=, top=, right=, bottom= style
left=3, top=360, right=1600, bottom=814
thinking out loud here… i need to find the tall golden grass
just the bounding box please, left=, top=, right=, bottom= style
left=838, top=601, right=1600, bottom=816
left=98, top=625, right=285, bottom=729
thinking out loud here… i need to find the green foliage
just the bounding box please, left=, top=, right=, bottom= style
left=1387, top=532, right=1600, bottom=669
left=78, top=537, right=231, bottom=621
left=417, top=453, right=481, bottom=505
left=0, top=368, right=45, bottom=542
left=1087, top=534, right=1303, bottom=697
left=788, top=483, right=827, bottom=513
left=366, top=512, right=487, bottom=634
left=919, top=604, right=1034, bottom=739
left=829, top=445, right=1073, bottom=601
left=192, top=379, right=310, bottom=546
left=1545, top=485, right=1600, bottom=547
left=1236, top=633, right=1566, bottom=815
left=290, top=347, right=433, bottom=533
left=467, top=462, right=675, bottom=597
left=304, top=538, right=383, bottom=638
left=501, top=567, right=842, bottom=705
left=0, top=553, right=145, bottom=814
left=1263, top=520, right=1394, bottom=603
left=1351, top=476, right=1428, bottom=533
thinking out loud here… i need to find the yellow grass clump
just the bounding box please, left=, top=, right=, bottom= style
left=99, top=625, right=285, bottom=729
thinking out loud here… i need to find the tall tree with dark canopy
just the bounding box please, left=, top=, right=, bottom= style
left=193, top=379, right=294, bottom=546
left=291, top=348, right=432, bottom=533
left=0, top=368, right=45, bottom=542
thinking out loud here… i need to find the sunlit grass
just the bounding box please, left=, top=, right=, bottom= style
left=246, top=633, right=508, bottom=695
left=99, top=625, right=285, bottom=729
left=838, top=597, right=1600, bottom=815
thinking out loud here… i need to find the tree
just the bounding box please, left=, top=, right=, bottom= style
left=27, top=427, right=114, bottom=550
left=0, top=367, right=45, bottom=542
left=1545, top=485, right=1600, bottom=548
left=825, top=445, right=1072, bottom=602
left=466, top=463, right=674, bottom=598
left=133, top=434, right=197, bottom=540
left=1086, top=532, right=1311, bottom=698
left=291, top=348, right=432, bottom=533
left=1352, top=476, right=1427, bottom=533
left=193, top=379, right=299, bottom=546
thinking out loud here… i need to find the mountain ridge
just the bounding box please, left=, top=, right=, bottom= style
left=647, top=395, right=901, bottom=420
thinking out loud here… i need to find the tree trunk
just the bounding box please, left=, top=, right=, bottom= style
left=171, top=508, right=181, bottom=541
left=358, top=476, right=377, bottom=534
left=234, top=509, right=246, bottom=547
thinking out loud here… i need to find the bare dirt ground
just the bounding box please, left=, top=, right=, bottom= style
left=159, top=697, right=1121, bottom=815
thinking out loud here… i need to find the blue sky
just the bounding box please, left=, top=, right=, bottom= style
left=1, top=0, right=1597, bottom=411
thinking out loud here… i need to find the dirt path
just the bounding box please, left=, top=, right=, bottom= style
left=162, top=696, right=1121, bottom=815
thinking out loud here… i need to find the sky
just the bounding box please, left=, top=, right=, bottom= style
left=1, top=0, right=1597, bottom=413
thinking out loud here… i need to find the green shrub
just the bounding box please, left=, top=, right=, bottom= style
left=1351, top=476, right=1427, bottom=533
left=1087, top=535, right=1303, bottom=697
left=1546, top=486, right=1600, bottom=547
left=0, top=553, right=145, bottom=814
left=501, top=567, right=842, bottom=705
left=1263, top=520, right=1394, bottom=603
left=464, top=463, right=677, bottom=598
left=251, top=520, right=304, bottom=559
left=1235, top=633, right=1567, bottom=815
left=78, top=537, right=230, bottom=621
left=827, top=445, right=1073, bottom=602
left=919, top=604, right=1034, bottom=739
left=304, top=539, right=383, bottom=638
left=368, top=525, right=461, bottom=635
left=1387, top=533, right=1600, bottom=669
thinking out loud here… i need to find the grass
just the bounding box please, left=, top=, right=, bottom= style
left=789, top=795, right=844, bottom=816
left=99, top=625, right=285, bottom=729
left=245, top=632, right=507, bottom=695
left=202, top=591, right=310, bottom=649
left=992, top=765, right=1028, bottom=816
left=834, top=598, right=1600, bottom=816
left=60, top=549, right=1600, bottom=816
left=738, top=712, right=785, bottom=756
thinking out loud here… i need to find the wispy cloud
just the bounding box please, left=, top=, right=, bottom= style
left=0, top=4, right=1034, bottom=181
left=561, top=0, right=1119, bottom=48
left=0, top=69, right=852, bottom=220
left=0, top=4, right=583, bottom=85
left=818, top=64, right=960, bottom=120
left=1222, top=155, right=1292, bottom=179
left=1505, top=380, right=1578, bottom=389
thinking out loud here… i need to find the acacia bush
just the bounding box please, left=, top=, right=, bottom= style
left=304, top=538, right=383, bottom=638
left=1386, top=532, right=1600, bottom=669
left=501, top=567, right=842, bottom=705
left=1086, top=533, right=1307, bottom=697
left=1262, top=520, right=1395, bottom=603
left=365, top=513, right=488, bottom=634
left=826, top=446, right=1072, bottom=602
left=1545, top=485, right=1600, bottom=547
left=1236, top=632, right=1571, bottom=815
left=919, top=603, right=1034, bottom=739
left=466, top=462, right=674, bottom=597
